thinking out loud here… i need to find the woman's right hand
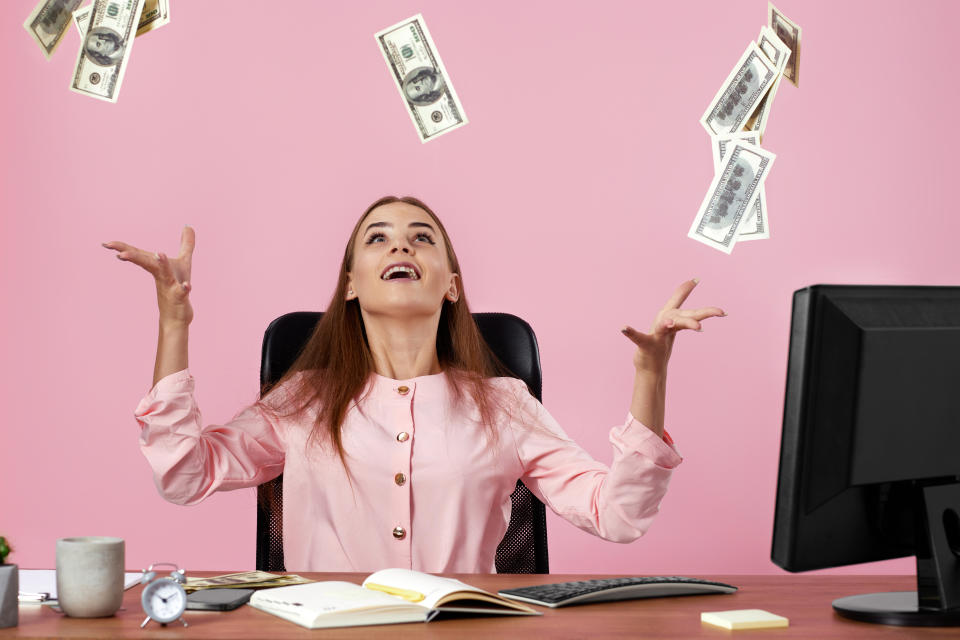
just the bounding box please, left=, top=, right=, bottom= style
left=103, top=225, right=196, bottom=326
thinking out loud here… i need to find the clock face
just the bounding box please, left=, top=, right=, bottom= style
left=142, top=579, right=186, bottom=623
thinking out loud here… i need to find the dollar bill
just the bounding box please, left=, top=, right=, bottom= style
left=746, top=26, right=791, bottom=141
left=183, top=571, right=313, bottom=593
left=768, top=2, right=802, bottom=87
left=756, top=25, right=791, bottom=72
left=74, top=0, right=169, bottom=38
left=136, top=0, right=170, bottom=35
left=375, top=14, right=468, bottom=142
left=69, top=0, right=145, bottom=103
left=689, top=141, right=776, bottom=254
left=711, top=131, right=759, bottom=171
left=700, top=41, right=779, bottom=137
left=24, top=0, right=83, bottom=59
left=73, top=3, right=91, bottom=37
left=711, top=132, right=769, bottom=241
left=747, top=76, right=782, bottom=143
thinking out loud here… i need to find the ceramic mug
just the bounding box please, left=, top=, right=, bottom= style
left=56, top=537, right=124, bottom=617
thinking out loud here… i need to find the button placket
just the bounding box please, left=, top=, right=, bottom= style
left=387, top=382, right=414, bottom=565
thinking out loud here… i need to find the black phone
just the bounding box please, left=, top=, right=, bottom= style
left=185, top=588, right=255, bottom=611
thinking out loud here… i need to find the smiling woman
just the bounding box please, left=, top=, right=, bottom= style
left=265, top=195, right=520, bottom=461
left=102, top=195, right=723, bottom=572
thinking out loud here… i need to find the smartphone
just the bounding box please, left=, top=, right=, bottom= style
left=185, top=588, right=255, bottom=611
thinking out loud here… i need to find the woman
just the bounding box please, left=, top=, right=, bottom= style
left=102, top=196, right=724, bottom=572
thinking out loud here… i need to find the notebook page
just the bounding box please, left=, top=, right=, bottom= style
left=363, top=569, right=487, bottom=610
left=251, top=581, right=415, bottom=613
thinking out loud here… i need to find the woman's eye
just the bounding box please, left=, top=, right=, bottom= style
left=365, top=231, right=434, bottom=245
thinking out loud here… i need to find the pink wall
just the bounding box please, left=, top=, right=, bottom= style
left=2, top=0, right=957, bottom=577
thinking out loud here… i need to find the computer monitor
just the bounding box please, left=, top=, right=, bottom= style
left=772, top=285, right=960, bottom=627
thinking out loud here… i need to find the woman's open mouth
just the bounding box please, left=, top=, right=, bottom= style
left=381, top=263, right=421, bottom=281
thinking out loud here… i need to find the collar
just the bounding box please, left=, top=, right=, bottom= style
left=367, top=370, right=449, bottom=401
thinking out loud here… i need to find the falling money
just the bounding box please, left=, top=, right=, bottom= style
left=691, top=3, right=801, bottom=253
left=768, top=2, right=802, bottom=87
left=700, top=41, right=779, bottom=138
left=711, top=132, right=768, bottom=241
left=73, top=0, right=170, bottom=39
left=688, top=141, right=776, bottom=255
left=23, top=0, right=83, bottom=59
left=69, top=0, right=145, bottom=103
left=375, top=14, right=468, bottom=142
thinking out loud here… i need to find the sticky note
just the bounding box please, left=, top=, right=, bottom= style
left=700, top=609, right=789, bottom=630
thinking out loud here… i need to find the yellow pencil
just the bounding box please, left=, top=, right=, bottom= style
left=364, top=583, right=425, bottom=603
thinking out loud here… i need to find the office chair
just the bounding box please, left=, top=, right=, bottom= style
left=256, top=311, right=549, bottom=574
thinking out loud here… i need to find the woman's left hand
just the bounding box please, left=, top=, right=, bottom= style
left=620, top=279, right=725, bottom=378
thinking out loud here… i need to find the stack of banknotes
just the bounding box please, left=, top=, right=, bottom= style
left=183, top=571, right=314, bottom=593
left=23, top=0, right=170, bottom=103
left=688, top=2, right=801, bottom=254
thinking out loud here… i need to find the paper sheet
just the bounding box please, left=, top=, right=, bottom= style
left=18, top=569, right=143, bottom=603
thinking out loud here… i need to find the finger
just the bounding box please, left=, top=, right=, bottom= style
left=178, top=225, right=196, bottom=261
left=664, top=316, right=702, bottom=332
left=620, top=325, right=656, bottom=349
left=664, top=278, right=699, bottom=310
left=105, top=242, right=159, bottom=273
left=156, top=252, right=178, bottom=287
left=102, top=240, right=141, bottom=258
left=679, top=306, right=726, bottom=321
left=101, top=240, right=130, bottom=252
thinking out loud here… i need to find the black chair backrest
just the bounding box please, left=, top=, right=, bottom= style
left=256, top=311, right=549, bottom=573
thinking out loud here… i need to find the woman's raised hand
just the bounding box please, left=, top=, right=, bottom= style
left=102, top=225, right=196, bottom=326
left=620, top=279, right=725, bottom=378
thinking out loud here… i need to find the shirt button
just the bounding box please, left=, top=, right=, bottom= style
left=394, top=472, right=406, bottom=486
left=396, top=431, right=410, bottom=442
left=397, top=385, right=410, bottom=395
left=392, top=526, right=406, bottom=540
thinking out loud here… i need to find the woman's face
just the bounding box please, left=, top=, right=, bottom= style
left=346, top=201, right=459, bottom=318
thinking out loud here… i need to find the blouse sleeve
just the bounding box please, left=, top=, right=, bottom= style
left=133, top=369, right=286, bottom=506
left=507, top=379, right=683, bottom=543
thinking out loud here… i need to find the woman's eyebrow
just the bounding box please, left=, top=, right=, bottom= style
left=364, top=221, right=436, bottom=234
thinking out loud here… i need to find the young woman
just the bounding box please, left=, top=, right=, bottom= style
left=103, top=196, right=724, bottom=572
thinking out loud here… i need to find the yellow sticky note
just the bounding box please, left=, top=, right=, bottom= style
left=701, top=609, right=789, bottom=630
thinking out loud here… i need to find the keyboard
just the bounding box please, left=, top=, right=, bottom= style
left=498, top=576, right=738, bottom=608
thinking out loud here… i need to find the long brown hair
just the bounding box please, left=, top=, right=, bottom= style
left=259, top=196, right=522, bottom=463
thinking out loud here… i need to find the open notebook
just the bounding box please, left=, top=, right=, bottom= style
left=247, top=568, right=539, bottom=629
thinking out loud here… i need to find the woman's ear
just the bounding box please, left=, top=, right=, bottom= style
left=446, top=273, right=460, bottom=303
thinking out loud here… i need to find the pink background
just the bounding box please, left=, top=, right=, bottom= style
left=2, top=0, right=957, bottom=576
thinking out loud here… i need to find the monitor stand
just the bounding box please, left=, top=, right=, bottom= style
left=833, top=482, right=960, bottom=626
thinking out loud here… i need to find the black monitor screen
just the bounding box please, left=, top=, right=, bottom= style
left=771, top=285, right=960, bottom=626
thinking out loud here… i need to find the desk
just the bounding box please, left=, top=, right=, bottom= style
left=2, top=573, right=957, bottom=639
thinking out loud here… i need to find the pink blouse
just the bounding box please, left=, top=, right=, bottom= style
left=135, top=369, right=682, bottom=573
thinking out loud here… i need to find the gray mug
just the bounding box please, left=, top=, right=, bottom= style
left=56, top=537, right=124, bottom=617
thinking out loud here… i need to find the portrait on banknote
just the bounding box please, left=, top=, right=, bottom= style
left=402, top=67, right=446, bottom=105
left=84, top=27, right=125, bottom=66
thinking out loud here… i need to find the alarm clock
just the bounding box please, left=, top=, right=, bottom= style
left=139, top=562, right=188, bottom=628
